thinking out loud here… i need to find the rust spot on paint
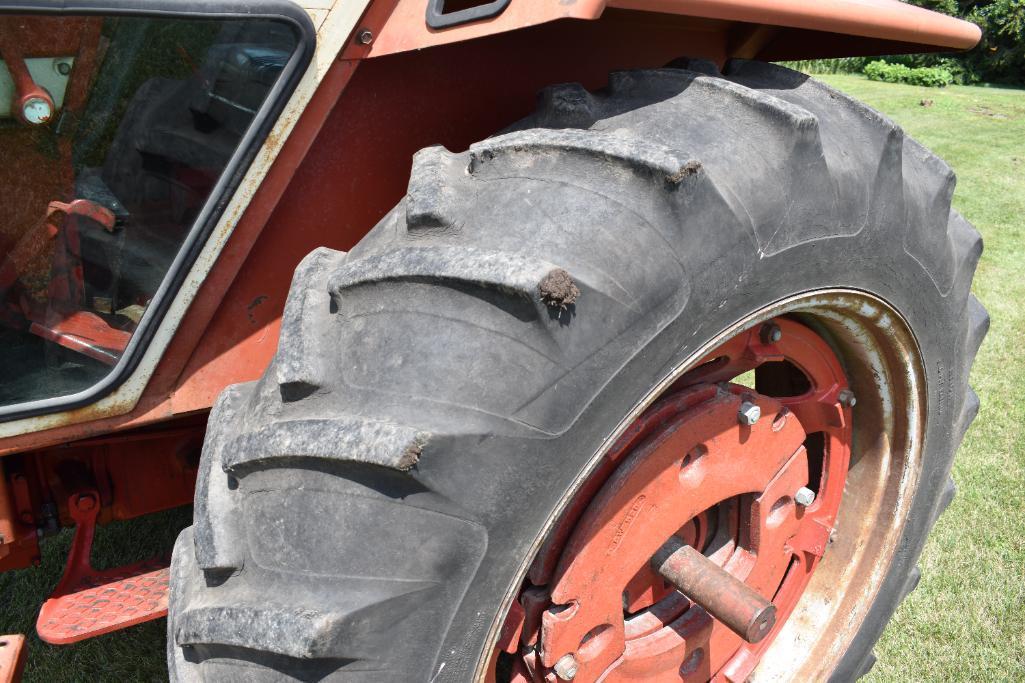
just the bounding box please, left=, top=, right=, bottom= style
left=247, top=295, right=269, bottom=324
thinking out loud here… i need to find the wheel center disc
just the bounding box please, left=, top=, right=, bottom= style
left=494, top=318, right=852, bottom=682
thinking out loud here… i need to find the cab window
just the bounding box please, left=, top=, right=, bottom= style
left=0, top=14, right=302, bottom=410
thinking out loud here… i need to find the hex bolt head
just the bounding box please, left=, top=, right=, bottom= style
left=554, top=654, right=579, bottom=680
left=738, top=401, right=761, bottom=426
left=760, top=322, right=783, bottom=345
left=838, top=389, right=857, bottom=408
left=356, top=28, right=373, bottom=45
left=795, top=486, right=816, bottom=507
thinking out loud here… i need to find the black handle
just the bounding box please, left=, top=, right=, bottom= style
left=426, top=0, right=510, bottom=29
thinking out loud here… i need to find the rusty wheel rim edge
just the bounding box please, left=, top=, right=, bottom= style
left=474, top=289, right=926, bottom=682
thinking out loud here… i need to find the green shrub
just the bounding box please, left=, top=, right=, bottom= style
left=964, top=0, right=1025, bottom=85
left=778, top=58, right=872, bottom=75
left=863, top=60, right=954, bottom=87
left=783, top=1, right=1025, bottom=86
left=908, top=0, right=1025, bottom=86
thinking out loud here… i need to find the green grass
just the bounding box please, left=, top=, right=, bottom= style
left=2, top=75, right=1023, bottom=682
left=813, top=75, right=1025, bottom=682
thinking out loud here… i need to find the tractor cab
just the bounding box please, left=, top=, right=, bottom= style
left=0, top=15, right=298, bottom=411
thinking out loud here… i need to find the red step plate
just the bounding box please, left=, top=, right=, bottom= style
left=35, top=492, right=170, bottom=645
left=0, top=634, right=27, bottom=683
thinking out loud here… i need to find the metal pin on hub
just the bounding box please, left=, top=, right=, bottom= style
left=651, top=537, right=777, bottom=644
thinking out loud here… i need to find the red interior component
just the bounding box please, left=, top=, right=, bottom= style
left=0, top=32, right=55, bottom=125
left=29, top=311, right=131, bottom=366
left=0, top=17, right=101, bottom=297
left=35, top=491, right=170, bottom=645
left=46, top=200, right=116, bottom=234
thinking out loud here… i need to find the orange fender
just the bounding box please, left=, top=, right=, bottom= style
left=371, top=0, right=980, bottom=59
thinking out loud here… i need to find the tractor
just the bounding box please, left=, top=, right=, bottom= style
left=0, top=0, right=986, bottom=680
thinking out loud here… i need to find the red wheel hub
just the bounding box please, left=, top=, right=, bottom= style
left=492, top=318, right=853, bottom=682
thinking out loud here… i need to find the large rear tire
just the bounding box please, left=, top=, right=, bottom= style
left=168, top=60, right=985, bottom=681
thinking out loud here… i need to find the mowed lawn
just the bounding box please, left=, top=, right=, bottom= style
left=1, top=74, right=1023, bottom=682
left=814, top=74, right=1025, bottom=682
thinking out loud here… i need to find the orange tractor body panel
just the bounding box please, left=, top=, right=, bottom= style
left=370, top=0, right=981, bottom=57
left=0, top=0, right=979, bottom=655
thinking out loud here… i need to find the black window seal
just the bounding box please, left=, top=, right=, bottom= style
left=0, top=0, right=316, bottom=423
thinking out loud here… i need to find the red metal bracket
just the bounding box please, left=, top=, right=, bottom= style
left=0, top=36, right=56, bottom=125
left=35, top=492, right=170, bottom=645
left=45, top=200, right=116, bottom=234
left=0, top=635, right=26, bottom=683
left=28, top=311, right=131, bottom=366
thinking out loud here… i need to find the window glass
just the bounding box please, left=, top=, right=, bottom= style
left=0, top=14, right=300, bottom=409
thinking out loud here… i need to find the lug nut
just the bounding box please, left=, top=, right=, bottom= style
left=356, top=28, right=373, bottom=45
left=795, top=486, right=816, bottom=507
left=760, top=322, right=783, bottom=345
left=738, top=401, right=761, bottom=426
left=554, top=653, right=579, bottom=680
left=838, top=389, right=857, bottom=408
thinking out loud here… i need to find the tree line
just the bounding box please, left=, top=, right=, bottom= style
left=905, top=0, right=1024, bottom=85
left=785, top=2, right=1024, bottom=85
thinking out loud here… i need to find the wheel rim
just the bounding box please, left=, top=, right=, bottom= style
left=485, top=292, right=926, bottom=682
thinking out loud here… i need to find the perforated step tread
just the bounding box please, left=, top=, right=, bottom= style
left=36, top=558, right=169, bottom=644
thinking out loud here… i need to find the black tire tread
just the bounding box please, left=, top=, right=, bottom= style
left=170, top=59, right=987, bottom=682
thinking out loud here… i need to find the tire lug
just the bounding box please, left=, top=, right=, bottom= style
left=553, top=653, right=579, bottom=680
left=795, top=486, right=816, bottom=507
left=738, top=401, right=761, bottom=426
